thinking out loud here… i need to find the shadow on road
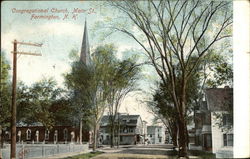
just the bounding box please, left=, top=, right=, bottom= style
left=114, top=144, right=177, bottom=156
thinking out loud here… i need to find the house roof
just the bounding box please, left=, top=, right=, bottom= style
left=205, top=87, right=233, bottom=111
left=100, top=114, right=141, bottom=126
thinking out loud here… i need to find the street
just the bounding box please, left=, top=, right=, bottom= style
left=92, top=144, right=179, bottom=159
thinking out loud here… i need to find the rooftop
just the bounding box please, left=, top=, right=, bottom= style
left=205, top=87, right=233, bottom=112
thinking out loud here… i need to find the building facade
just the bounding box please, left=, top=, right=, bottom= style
left=205, top=87, right=233, bottom=158
left=193, top=101, right=212, bottom=151
left=192, top=86, right=233, bottom=158
left=99, top=114, right=143, bottom=145
left=147, top=126, right=165, bottom=144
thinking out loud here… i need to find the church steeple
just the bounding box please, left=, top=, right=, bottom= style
left=80, top=19, right=90, bottom=65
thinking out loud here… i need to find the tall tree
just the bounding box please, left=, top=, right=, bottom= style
left=148, top=51, right=233, bottom=148
left=65, top=44, right=117, bottom=151
left=106, top=56, right=141, bottom=148
left=106, top=0, right=232, bottom=157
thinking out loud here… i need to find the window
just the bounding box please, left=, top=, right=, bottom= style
left=45, top=129, right=50, bottom=140
left=120, top=136, right=123, bottom=142
left=223, top=134, right=233, bottom=146
left=106, top=135, right=109, bottom=141
left=63, top=128, right=68, bottom=140
left=207, top=134, right=212, bottom=147
left=26, top=129, right=31, bottom=140
left=222, top=114, right=233, bottom=126
left=130, top=128, right=134, bottom=133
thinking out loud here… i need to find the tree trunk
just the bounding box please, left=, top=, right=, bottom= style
left=79, top=119, right=82, bottom=144
left=185, top=122, right=189, bottom=148
left=110, top=123, right=115, bottom=148
left=178, top=116, right=188, bottom=158
left=0, top=125, right=2, bottom=159
left=177, top=79, right=189, bottom=158
left=172, top=122, right=178, bottom=147
left=93, top=124, right=97, bottom=151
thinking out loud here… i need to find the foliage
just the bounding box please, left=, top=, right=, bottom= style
left=103, top=49, right=141, bottom=147
left=16, top=78, right=67, bottom=129
left=0, top=52, right=11, bottom=129
left=64, top=44, right=122, bottom=150
left=64, top=60, right=95, bottom=128
left=104, top=1, right=232, bottom=156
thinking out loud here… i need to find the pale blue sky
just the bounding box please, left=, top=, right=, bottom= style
left=1, top=1, right=157, bottom=124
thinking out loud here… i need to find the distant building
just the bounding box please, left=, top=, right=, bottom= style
left=99, top=114, right=143, bottom=145
left=147, top=126, right=165, bottom=144
left=205, top=87, right=233, bottom=158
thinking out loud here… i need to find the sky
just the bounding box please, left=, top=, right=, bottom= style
left=1, top=1, right=158, bottom=125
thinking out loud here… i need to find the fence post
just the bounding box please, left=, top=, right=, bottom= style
left=57, top=144, right=59, bottom=154
left=22, top=143, right=24, bottom=159
left=42, top=143, right=44, bottom=157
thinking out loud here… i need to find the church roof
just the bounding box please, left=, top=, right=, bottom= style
left=80, top=20, right=91, bottom=65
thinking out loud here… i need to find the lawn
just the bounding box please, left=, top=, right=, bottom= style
left=167, top=150, right=215, bottom=158
left=64, top=151, right=104, bottom=159
left=188, top=150, right=215, bottom=159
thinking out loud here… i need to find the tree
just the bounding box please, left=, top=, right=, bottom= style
left=65, top=60, right=94, bottom=144
left=106, top=0, right=232, bottom=157
left=16, top=78, right=65, bottom=129
left=0, top=52, right=11, bottom=152
left=106, top=56, right=141, bottom=148
left=65, top=44, right=117, bottom=151
left=148, top=51, right=233, bottom=148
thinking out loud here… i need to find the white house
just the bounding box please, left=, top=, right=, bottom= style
left=205, top=87, right=233, bottom=158
left=147, top=126, right=165, bottom=144
left=99, top=114, right=144, bottom=145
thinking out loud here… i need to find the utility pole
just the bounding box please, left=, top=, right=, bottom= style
left=10, top=39, right=42, bottom=159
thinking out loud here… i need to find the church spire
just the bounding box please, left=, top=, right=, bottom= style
left=80, top=19, right=90, bottom=65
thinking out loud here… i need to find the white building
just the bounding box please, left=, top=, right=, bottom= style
left=99, top=114, right=144, bottom=145
left=147, top=126, right=165, bottom=144
left=205, top=87, right=233, bottom=158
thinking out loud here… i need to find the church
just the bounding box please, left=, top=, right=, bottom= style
left=3, top=20, right=91, bottom=144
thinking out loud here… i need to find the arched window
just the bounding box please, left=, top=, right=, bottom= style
left=63, top=128, right=68, bottom=140
left=45, top=129, right=50, bottom=140
left=26, top=129, right=31, bottom=140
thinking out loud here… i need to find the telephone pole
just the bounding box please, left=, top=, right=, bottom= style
left=10, top=39, right=42, bottom=159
